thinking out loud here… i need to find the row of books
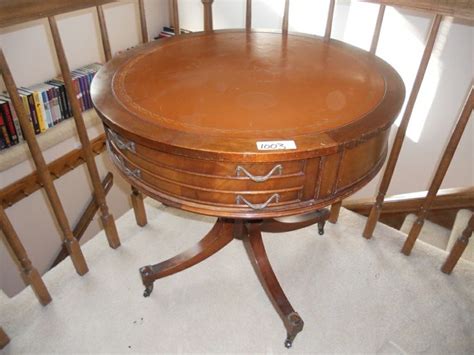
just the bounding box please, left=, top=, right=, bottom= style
left=155, top=26, right=192, bottom=39
left=0, top=63, right=102, bottom=151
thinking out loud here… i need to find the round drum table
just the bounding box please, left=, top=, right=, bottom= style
left=92, top=30, right=404, bottom=348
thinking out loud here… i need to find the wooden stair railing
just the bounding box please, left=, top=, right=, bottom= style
left=362, top=13, right=443, bottom=239
left=48, top=16, right=120, bottom=249
left=0, top=49, right=89, bottom=276
left=95, top=1, right=149, bottom=227
left=442, top=213, right=474, bottom=274
left=0, top=0, right=142, bottom=309
left=402, top=88, right=473, bottom=255
left=0, top=134, right=107, bottom=208
left=344, top=186, right=474, bottom=230
left=357, top=0, right=473, bottom=271
left=0, top=204, right=52, bottom=305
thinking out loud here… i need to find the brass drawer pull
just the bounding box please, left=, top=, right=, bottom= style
left=106, top=128, right=136, bottom=153
left=107, top=142, right=141, bottom=179
left=236, top=194, right=280, bottom=210
left=236, top=164, right=283, bottom=182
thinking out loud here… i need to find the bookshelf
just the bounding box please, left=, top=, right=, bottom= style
left=0, top=109, right=101, bottom=172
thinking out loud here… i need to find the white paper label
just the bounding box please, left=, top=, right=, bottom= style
left=256, top=140, right=297, bottom=151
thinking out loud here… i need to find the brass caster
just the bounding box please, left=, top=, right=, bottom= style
left=284, top=338, right=293, bottom=348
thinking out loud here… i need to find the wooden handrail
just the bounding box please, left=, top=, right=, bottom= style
left=0, top=134, right=107, bottom=209
left=0, top=0, right=116, bottom=28
left=360, top=0, right=474, bottom=20
left=344, top=187, right=474, bottom=214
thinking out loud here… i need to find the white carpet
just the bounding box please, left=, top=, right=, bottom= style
left=1, top=201, right=473, bottom=354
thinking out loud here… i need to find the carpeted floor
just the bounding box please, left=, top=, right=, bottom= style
left=1, top=201, right=473, bottom=354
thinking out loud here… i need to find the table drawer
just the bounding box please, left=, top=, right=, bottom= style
left=106, top=128, right=304, bottom=178
left=106, top=136, right=303, bottom=208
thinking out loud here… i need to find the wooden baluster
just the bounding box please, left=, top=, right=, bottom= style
left=246, top=0, right=252, bottom=31
left=48, top=16, right=121, bottom=249
left=138, top=0, right=149, bottom=43
left=171, top=0, right=180, bottom=35
left=370, top=4, right=385, bottom=54
left=96, top=5, right=112, bottom=61
left=0, top=49, right=88, bottom=276
left=0, top=205, right=52, bottom=305
left=441, top=213, right=474, bottom=274
left=402, top=88, right=473, bottom=255
left=324, top=0, right=336, bottom=40
left=97, top=5, right=148, bottom=226
left=329, top=200, right=342, bottom=223
left=362, top=14, right=443, bottom=239
left=0, top=327, right=9, bottom=349
left=202, top=0, right=214, bottom=32
left=282, top=0, right=290, bottom=34
left=131, top=186, right=148, bottom=227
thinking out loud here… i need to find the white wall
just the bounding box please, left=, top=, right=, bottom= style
left=0, top=0, right=170, bottom=297
left=1, top=0, right=473, bottom=296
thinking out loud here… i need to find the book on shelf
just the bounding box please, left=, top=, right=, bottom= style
left=155, top=26, right=192, bottom=39
left=0, top=63, right=103, bottom=151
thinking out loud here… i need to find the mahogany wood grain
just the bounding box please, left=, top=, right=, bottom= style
left=139, top=218, right=234, bottom=296
left=0, top=327, right=9, bottom=349
left=0, top=49, right=88, bottom=276
left=93, top=30, right=404, bottom=219
left=329, top=200, right=342, bottom=223
left=48, top=16, right=120, bottom=249
left=361, top=0, right=473, bottom=20
left=441, top=213, right=474, bottom=274
left=260, top=209, right=329, bottom=233
left=96, top=5, right=112, bottom=61
left=138, top=0, right=148, bottom=43
left=202, top=0, right=214, bottom=32
left=51, top=173, right=114, bottom=269
left=0, top=205, right=52, bottom=306
left=0, top=134, right=106, bottom=209
left=171, top=0, right=180, bottom=35
left=0, top=0, right=116, bottom=28
left=363, top=14, right=442, bottom=239
left=244, top=221, right=304, bottom=348
left=370, top=4, right=385, bottom=54
left=246, top=0, right=252, bottom=30
left=402, top=88, right=473, bottom=255
left=131, top=185, right=148, bottom=226
left=325, top=0, right=336, bottom=40
left=282, top=0, right=290, bottom=34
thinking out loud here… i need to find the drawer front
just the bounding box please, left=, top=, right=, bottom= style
left=106, top=130, right=304, bottom=209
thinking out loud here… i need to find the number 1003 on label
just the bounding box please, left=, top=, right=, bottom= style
left=256, top=140, right=297, bottom=151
